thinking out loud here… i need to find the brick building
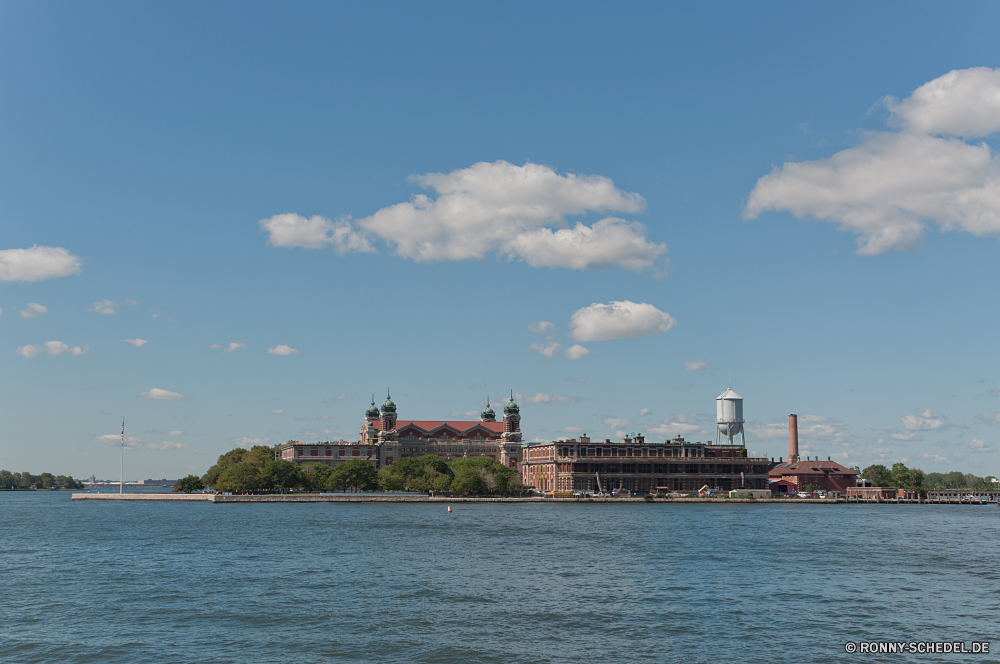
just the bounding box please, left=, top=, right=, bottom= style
left=360, top=391, right=523, bottom=469
left=767, top=458, right=857, bottom=494
left=520, top=435, right=770, bottom=494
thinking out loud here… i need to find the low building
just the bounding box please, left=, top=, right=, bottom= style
left=846, top=486, right=896, bottom=499
left=276, top=441, right=377, bottom=468
left=768, top=458, right=857, bottom=494
left=520, top=435, right=771, bottom=493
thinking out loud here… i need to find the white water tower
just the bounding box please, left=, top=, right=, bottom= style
left=715, top=387, right=746, bottom=446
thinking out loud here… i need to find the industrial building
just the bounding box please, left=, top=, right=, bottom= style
left=767, top=414, right=857, bottom=494
left=520, top=387, right=770, bottom=493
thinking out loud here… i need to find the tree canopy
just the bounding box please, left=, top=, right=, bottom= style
left=0, top=470, right=84, bottom=490
left=173, top=475, right=205, bottom=493
left=862, top=463, right=995, bottom=490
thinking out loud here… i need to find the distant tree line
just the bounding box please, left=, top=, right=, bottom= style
left=855, top=463, right=997, bottom=491
left=0, top=470, right=85, bottom=490
left=192, top=445, right=529, bottom=496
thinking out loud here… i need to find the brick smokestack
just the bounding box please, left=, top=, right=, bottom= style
left=789, top=414, right=799, bottom=462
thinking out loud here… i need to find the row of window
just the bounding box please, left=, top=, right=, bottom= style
left=297, top=447, right=368, bottom=458
left=568, top=463, right=766, bottom=474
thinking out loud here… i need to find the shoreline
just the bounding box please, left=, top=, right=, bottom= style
left=68, top=493, right=994, bottom=505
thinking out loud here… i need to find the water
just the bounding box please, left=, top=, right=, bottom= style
left=2, top=492, right=998, bottom=663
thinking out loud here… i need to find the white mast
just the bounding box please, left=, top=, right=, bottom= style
left=120, top=417, right=124, bottom=494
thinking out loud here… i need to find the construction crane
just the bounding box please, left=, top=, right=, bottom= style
left=698, top=484, right=714, bottom=498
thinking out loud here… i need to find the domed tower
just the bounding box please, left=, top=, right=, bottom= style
left=366, top=395, right=380, bottom=422
left=480, top=397, right=496, bottom=422
left=380, top=388, right=397, bottom=432
left=500, top=392, right=522, bottom=467
left=715, top=387, right=745, bottom=446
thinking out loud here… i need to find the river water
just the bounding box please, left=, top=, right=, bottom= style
left=1, top=491, right=998, bottom=663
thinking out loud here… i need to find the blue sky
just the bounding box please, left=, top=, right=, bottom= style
left=2, top=1, right=1000, bottom=480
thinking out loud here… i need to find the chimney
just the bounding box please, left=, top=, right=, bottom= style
left=789, top=414, right=799, bottom=462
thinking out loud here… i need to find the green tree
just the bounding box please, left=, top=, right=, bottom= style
left=258, top=460, right=303, bottom=492
left=215, top=461, right=261, bottom=492
left=173, top=475, right=205, bottom=492
left=329, top=459, right=377, bottom=492
left=0, top=470, right=14, bottom=489
left=450, top=466, right=485, bottom=494
left=863, top=464, right=893, bottom=487
left=377, top=455, right=453, bottom=493
left=890, top=463, right=911, bottom=488
left=301, top=463, right=333, bottom=491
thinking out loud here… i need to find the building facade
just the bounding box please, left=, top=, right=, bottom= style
left=276, top=440, right=377, bottom=468
left=768, top=458, right=857, bottom=494
left=520, top=435, right=770, bottom=493
left=359, top=392, right=523, bottom=469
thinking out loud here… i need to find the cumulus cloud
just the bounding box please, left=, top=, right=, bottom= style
left=748, top=415, right=849, bottom=445
left=900, top=409, right=947, bottom=431
left=263, top=161, right=665, bottom=272
left=522, top=393, right=581, bottom=405
left=20, top=303, right=47, bottom=319
left=649, top=420, right=702, bottom=438
left=969, top=438, right=994, bottom=453
left=745, top=67, right=1000, bottom=255
left=16, top=341, right=88, bottom=358
left=260, top=213, right=375, bottom=252
left=121, top=338, right=148, bottom=347
left=146, top=441, right=188, bottom=451
left=210, top=342, right=246, bottom=352
left=921, top=452, right=952, bottom=465
left=90, top=299, right=117, bottom=315
left=167, top=430, right=184, bottom=436
left=268, top=344, right=298, bottom=356
left=271, top=409, right=284, bottom=415
left=528, top=342, right=561, bottom=359
left=569, top=300, right=675, bottom=342
left=0, top=245, right=82, bottom=282
left=528, top=321, right=555, bottom=334
left=139, top=388, right=189, bottom=400
left=682, top=359, right=709, bottom=372
left=564, top=344, right=590, bottom=360
left=639, top=408, right=652, bottom=417
left=604, top=417, right=632, bottom=429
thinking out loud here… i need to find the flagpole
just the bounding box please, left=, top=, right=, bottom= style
left=120, top=417, right=125, bottom=495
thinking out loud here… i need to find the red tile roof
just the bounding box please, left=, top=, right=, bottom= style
left=367, top=420, right=505, bottom=435
left=768, top=460, right=857, bottom=477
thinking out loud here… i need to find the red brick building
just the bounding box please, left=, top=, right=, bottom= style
left=768, top=458, right=857, bottom=494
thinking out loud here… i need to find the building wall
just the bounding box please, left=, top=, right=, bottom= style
left=520, top=438, right=770, bottom=493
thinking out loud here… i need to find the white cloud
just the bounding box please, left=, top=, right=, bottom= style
left=267, top=161, right=665, bottom=272
left=900, top=409, right=947, bottom=431
left=146, top=441, right=188, bottom=451
left=0, top=245, right=82, bottom=282
left=562, top=427, right=584, bottom=434
left=891, top=432, right=922, bottom=441
left=528, top=321, right=555, bottom=334
left=121, top=338, right=148, bottom=348
left=90, top=299, right=117, bottom=315
left=449, top=410, right=480, bottom=419
left=210, top=342, right=246, bottom=352
left=604, top=417, right=632, bottom=429
left=649, top=421, right=702, bottom=438
left=522, top=393, right=580, bottom=405
left=139, top=388, right=189, bottom=400
left=16, top=341, right=88, bottom=358
left=748, top=415, right=849, bottom=445
left=271, top=409, right=284, bottom=415
left=682, top=359, right=708, bottom=372
left=268, top=344, right=298, bottom=356
left=885, top=67, right=1000, bottom=138
left=745, top=67, right=1000, bottom=255
left=639, top=408, right=652, bottom=417
left=20, top=303, right=47, bottom=318
left=977, top=412, right=1000, bottom=427
left=528, top=342, right=561, bottom=359
left=95, top=434, right=143, bottom=448
left=569, top=300, right=675, bottom=342
left=167, top=430, right=184, bottom=436
left=969, top=438, right=994, bottom=453
left=234, top=437, right=270, bottom=449
left=921, top=452, right=952, bottom=465
left=564, top=344, right=590, bottom=360
left=260, top=213, right=375, bottom=252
